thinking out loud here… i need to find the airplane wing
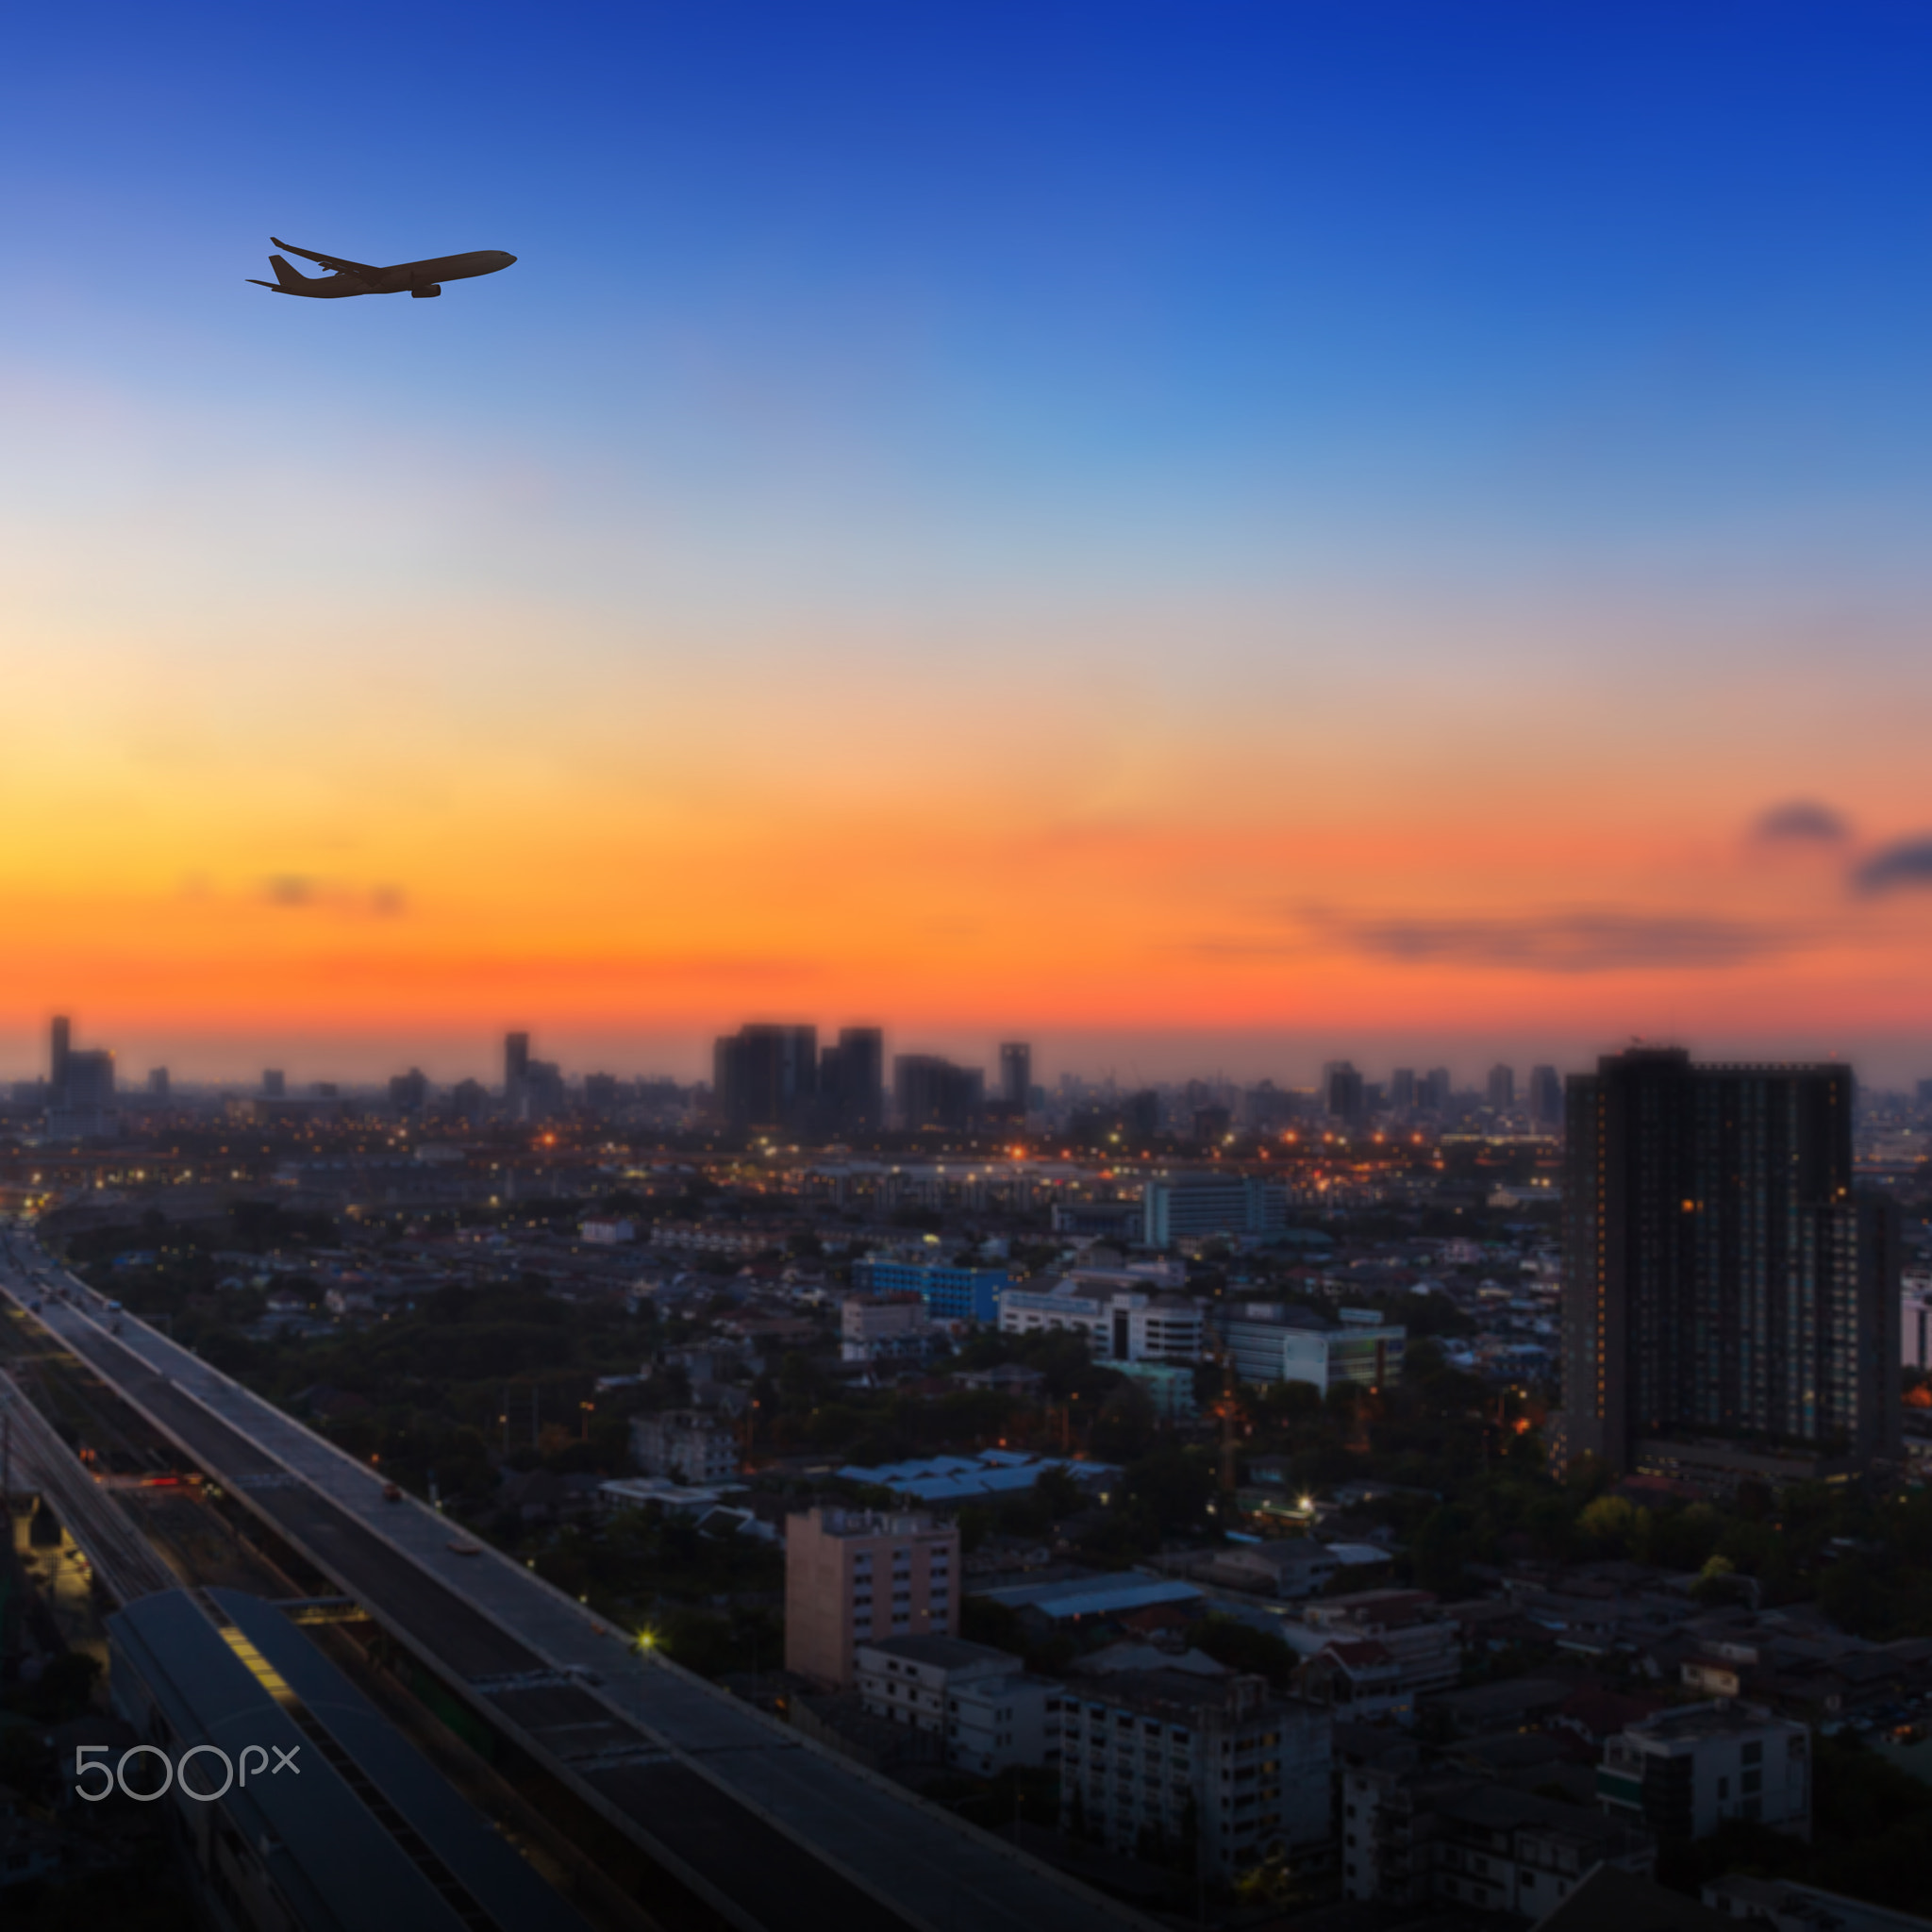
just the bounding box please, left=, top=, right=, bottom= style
left=269, top=237, right=382, bottom=275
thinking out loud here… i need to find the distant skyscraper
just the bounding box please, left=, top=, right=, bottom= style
left=50, top=1016, right=72, bottom=1104
left=1422, top=1067, right=1452, bottom=1113
left=1486, top=1063, right=1515, bottom=1111
left=819, top=1026, right=885, bottom=1135
left=45, top=1015, right=115, bottom=1141
left=147, top=1067, right=170, bottom=1099
left=389, top=1067, right=429, bottom=1114
left=715, top=1024, right=820, bottom=1131
left=1560, top=1047, right=1901, bottom=1482
left=1324, top=1060, right=1364, bottom=1127
left=893, top=1055, right=984, bottom=1131
left=262, top=1069, right=287, bottom=1099
left=1390, top=1068, right=1417, bottom=1111
left=1528, top=1064, right=1563, bottom=1130
left=505, top=1031, right=530, bottom=1100
left=999, top=1042, right=1032, bottom=1112
left=1123, top=1088, right=1161, bottom=1142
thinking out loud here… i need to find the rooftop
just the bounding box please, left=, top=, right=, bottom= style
left=1624, top=1698, right=1797, bottom=1745
left=1436, top=1779, right=1648, bottom=1847
left=796, top=1505, right=954, bottom=1540
left=857, top=1635, right=1016, bottom=1672
left=980, top=1574, right=1203, bottom=1622
left=1531, top=1864, right=1734, bottom=1932
left=1074, top=1668, right=1286, bottom=1722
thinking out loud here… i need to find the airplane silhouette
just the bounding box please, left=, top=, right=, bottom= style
left=249, top=238, right=517, bottom=299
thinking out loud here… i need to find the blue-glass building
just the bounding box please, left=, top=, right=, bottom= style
left=853, top=1259, right=1008, bottom=1324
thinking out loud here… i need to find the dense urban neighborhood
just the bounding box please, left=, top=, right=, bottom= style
left=4, top=1027, right=1932, bottom=1930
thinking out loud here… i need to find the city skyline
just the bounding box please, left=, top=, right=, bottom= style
left=6, top=1008, right=1928, bottom=1102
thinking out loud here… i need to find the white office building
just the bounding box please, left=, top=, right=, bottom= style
left=854, top=1635, right=1058, bottom=1776
left=1218, top=1306, right=1406, bottom=1394
left=999, top=1279, right=1205, bottom=1365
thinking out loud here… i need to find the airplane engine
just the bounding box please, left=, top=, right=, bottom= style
left=411, top=284, right=442, bottom=298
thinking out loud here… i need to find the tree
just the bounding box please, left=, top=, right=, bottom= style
left=1577, top=1494, right=1649, bottom=1560
left=1089, top=1382, right=1158, bottom=1460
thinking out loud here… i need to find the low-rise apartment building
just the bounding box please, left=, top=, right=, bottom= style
left=628, top=1408, right=741, bottom=1486
left=854, top=1634, right=1058, bottom=1777
left=1291, top=1591, right=1460, bottom=1723
left=784, top=1507, right=959, bottom=1690
left=1058, top=1671, right=1331, bottom=1886
left=1597, top=1701, right=1811, bottom=1840
left=840, top=1293, right=934, bottom=1366
left=1340, top=1725, right=1656, bottom=1919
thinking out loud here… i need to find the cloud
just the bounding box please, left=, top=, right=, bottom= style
left=1851, top=837, right=1932, bottom=896
left=258, top=875, right=409, bottom=916
left=1751, top=800, right=1850, bottom=844
left=1296, top=907, right=1796, bottom=974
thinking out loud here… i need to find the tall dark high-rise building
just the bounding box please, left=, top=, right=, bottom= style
left=44, top=1014, right=114, bottom=1137
left=390, top=1067, right=429, bottom=1114
left=1560, top=1047, right=1901, bottom=1483
left=1421, top=1067, right=1453, bottom=1113
left=998, top=1042, right=1032, bottom=1112
left=820, top=1026, right=884, bottom=1135
left=715, top=1024, right=820, bottom=1131
left=147, top=1067, right=170, bottom=1099
left=1528, top=1064, right=1563, bottom=1130
left=1486, top=1062, right=1515, bottom=1111
left=50, top=1015, right=72, bottom=1103
left=1390, top=1067, right=1417, bottom=1112
left=1324, top=1060, right=1364, bottom=1127
left=262, top=1069, right=287, bottom=1099
left=893, top=1054, right=984, bottom=1131
left=505, top=1031, right=531, bottom=1097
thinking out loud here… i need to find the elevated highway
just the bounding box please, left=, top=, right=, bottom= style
left=0, top=1233, right=1153, bottom=1932
left=0, top=1368, right=176, bottom=1604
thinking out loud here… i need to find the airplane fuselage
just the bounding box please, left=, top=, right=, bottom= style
left=313, top=250, right=515, bottom=296
left=252, top=242, right=517, bottom=299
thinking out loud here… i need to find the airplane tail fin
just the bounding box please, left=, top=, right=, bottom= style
left=267, top=253, right=313, bottom=290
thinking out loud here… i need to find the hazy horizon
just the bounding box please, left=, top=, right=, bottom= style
left=8, top=1021, right=1930, bottom=1096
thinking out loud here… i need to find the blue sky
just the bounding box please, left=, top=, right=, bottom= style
left=12, top=0, right=1932, bottom=590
